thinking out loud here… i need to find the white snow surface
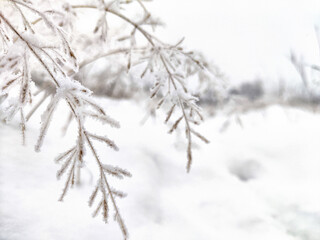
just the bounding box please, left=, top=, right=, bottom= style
left=1, top=98, right=320, bottom=240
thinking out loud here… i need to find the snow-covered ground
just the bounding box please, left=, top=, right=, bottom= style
left=1, top=98, right=320, bottom=240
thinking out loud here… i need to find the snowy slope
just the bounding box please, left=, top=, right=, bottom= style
left=1, top=99, right=320, bottom=240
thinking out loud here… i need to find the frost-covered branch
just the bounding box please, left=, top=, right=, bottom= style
left=71, top=2, right=220, bottom=172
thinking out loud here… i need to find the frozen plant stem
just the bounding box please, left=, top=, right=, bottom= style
left=84, top=132, right=128, bottom=238
left=0, top=12, right=60, bottom=87
left=71, top=5, right=155, bottom=47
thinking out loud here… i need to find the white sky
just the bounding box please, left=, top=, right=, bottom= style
left=149, top=0, right=320, bottom=86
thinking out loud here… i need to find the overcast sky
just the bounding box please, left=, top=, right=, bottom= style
left=149, top=0, right=320, bottom=86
